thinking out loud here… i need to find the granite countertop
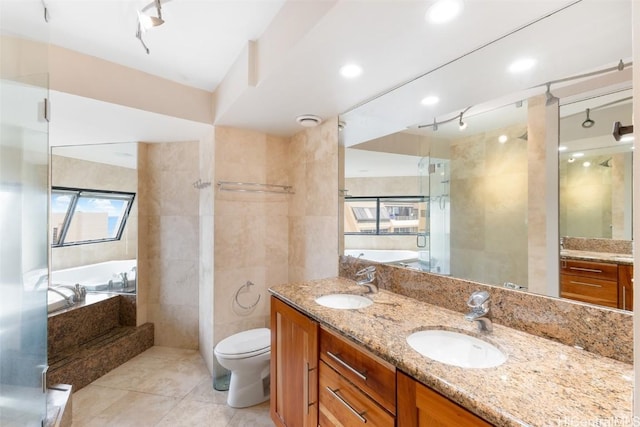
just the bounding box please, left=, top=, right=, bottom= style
left=270, top=277, right=633, bottom=427
left=561, top=249, right=633, bottom=266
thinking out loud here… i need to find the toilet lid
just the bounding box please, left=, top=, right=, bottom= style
left=215, top=328, right=270, bottom=356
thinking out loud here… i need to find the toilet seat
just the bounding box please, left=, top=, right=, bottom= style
left=214, top=328, right=270, bottom=360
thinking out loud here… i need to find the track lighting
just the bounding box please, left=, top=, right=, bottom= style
left=140, top=0, right=164, bottom=29
left=581, top=108, right=595, bottom=128
left=136, top=0, right=166, bottom=54
left=432, top=118, right=438, bottom=131
left=612, top=121, right=634, bottom=142
left=545, top=83, right=558, bottom=106
left=458, top=112, right=467, bottom=130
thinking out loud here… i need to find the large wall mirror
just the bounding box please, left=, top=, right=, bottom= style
left=50, top=143, right=138, bottom=299
left=339, top=0, right=633, bottom=310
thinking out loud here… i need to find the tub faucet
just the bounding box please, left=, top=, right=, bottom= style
left=51, top=284, right=86, bottom=303
left=465, top=290, right=492, bottom=332
left=355, top=266, right=377, bottom=294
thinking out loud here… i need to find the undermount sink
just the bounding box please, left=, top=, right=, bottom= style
left=406, top=329, right=506, bottom=369
left=315, top=293, right=373, bottom=309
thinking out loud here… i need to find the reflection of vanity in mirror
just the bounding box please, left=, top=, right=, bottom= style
left=50, top=143, right=138, bottom=308
left=558, top=91, right=633, bottom=310
left=339, top=0, right=633, bottom=311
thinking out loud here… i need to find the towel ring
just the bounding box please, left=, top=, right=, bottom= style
left=235, top=281, right=261, bottom=310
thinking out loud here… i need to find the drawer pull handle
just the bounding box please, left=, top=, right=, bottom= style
left=326, top=387, right=367, bottom=424
left=326, top=351, right=367, bottom=381
left=305, top=362, right=316, bottom=413
left=569, top=267, right=603, bottom=273
left=570, top=280, right=602, bottom=288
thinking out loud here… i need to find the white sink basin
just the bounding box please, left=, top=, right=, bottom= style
left=406, top=329, right=506, bottom=368
left=315, top=294, right=373, bottom=309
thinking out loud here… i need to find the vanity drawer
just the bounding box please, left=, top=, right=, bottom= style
left=560, top=259, right=618, bottom=281
left=319, top=326, right=396, bottom=414
left=560, top=274, right=618, bottom=308
left=319, top=361, right=394, bottom=427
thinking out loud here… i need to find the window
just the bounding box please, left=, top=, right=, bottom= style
left=345, top=196, right=427, bottom=235
left=51, top=187, right=136, bottom=247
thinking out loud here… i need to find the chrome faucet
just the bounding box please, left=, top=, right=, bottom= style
left=50, top=283, right=86, bottom=303
left=355, top=266, right=377, bottom=294
left=465, top=290, right=492, bottom=332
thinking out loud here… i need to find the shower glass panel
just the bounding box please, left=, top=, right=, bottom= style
left=429, top=159, right=450, bottom=275
left=0, top=75, right=49, bottom=426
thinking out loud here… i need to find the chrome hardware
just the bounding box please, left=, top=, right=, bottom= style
left=355, top=266, right=377, bottom=294
left=326, top=387, right=367, bottom=423
left=569, top=281, right=601, bottom=288
left=569, top=267, right=603, bottom=273
left=465, top=290, right=492, bottom=332
left=326, top=351, right=367, bottom=381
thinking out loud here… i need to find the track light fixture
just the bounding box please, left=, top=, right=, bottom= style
left=612, top=121, right=634, bottom=142
left=545, top=83, right=558, bottom=106
left=136, top=0, right=166, bottom=54
left=432, top=118, right=438, bottom=131
left=458, top=112, right=467, bottom=130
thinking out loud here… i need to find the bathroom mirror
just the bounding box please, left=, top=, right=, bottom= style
left=50, top=142, right=138, bottom=295
left=339, top=0, right=632, bottom=305
left=559, top=90, right=633, bottom=240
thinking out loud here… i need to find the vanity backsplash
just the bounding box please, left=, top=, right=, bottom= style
left=562, top=237, right=633, bottom=254
left=339, top=256, right=632, bottom=364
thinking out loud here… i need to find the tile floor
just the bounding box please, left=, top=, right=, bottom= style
left=72, top=346, right=274, bottom=426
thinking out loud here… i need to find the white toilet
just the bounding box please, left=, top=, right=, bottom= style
left=214, top=328, right=271, bottom=408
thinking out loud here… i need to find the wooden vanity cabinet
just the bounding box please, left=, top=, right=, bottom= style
left=397, top=371, right=491, bottom=427
left=270, top=296, right=319, bottom=427
left=318, top=326, right=396, bottom=426
left=618, top=264, right=633, bottom=311
left=560, top=259, right=619, bottom=308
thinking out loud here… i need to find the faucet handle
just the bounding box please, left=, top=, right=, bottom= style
left=467, top=290, right=490, bottom=309
left=356, top=266, right=376, bottom=276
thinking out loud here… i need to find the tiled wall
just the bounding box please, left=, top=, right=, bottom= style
left=139, top=141, right=200, bottom=348
left=212, top=126, right=290, bottom=354
left=51, top=155, right=138, bottom=271
left=288, top=117, right=340, bottom=282
left=449, top=123, right=529, bottom=288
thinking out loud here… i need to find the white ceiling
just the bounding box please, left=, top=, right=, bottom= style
left=0, top=0, right=633, bottom=146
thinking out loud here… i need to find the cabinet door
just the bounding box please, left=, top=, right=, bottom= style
left=397, top=371, right=491, bottom=427
left=270, top=296, right=319, bottom=427
left=618, top=264, right=633, bottom=311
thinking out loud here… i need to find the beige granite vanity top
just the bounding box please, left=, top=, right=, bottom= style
left=561, top=249, right=633, bottom=266
left=270, top=277, right=633, bottom=427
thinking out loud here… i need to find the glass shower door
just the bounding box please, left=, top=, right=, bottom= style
left=0, top=75, right=49, bottom=426
left=429, top=159, right=450, bottom=275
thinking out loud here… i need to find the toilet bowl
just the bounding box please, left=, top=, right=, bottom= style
left=214, top=328, right=271, bottom=408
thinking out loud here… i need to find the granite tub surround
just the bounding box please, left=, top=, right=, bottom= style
left=340, top=256, right=633, bottom=364
left=47, top=295, right=154, bottom=391
left=269, top=278, right=633, bottom=426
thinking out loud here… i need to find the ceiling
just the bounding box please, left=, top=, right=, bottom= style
left=0, top=0, right=633, bottom=145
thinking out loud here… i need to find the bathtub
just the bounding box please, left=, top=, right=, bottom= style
left=344, top=249, right=422, bottom=263
left=51, top=260, right=136, bottom=293
left=46, top=260, right=136, bottom=313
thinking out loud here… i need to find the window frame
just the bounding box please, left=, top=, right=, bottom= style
left=51, top=186, right=136, bottom=247
left=344, top=195, right=427, bottom=236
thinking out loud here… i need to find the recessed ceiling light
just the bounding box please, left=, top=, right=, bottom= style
left=583, top=161, right=591, bottom=167
left=568, top=158, right=575, bottom=163
left=508, top=58, right=536, bottom=73
left=572, top=152, right=585, bottom=158
left=620, top=134, right=635, bottom=143
left=558, top=145, right=568, bottom=152
left=426, top=0, right=464, bottom=24
left=340, top=63, right=363, bottom=79
left=421, top=95, right=440, bottom=106
left=498, top=135, right=508, bottom=144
